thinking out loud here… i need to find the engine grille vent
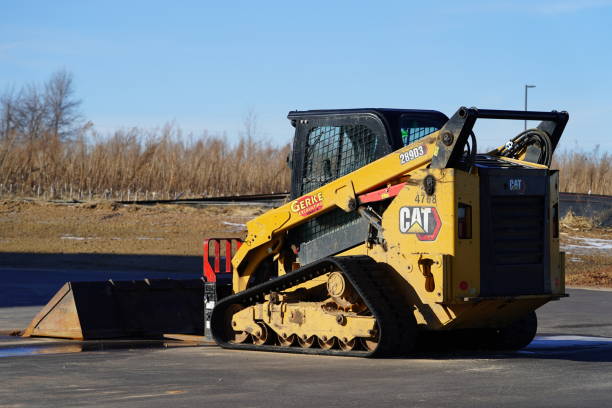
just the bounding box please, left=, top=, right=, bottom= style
left=479, top=170, right=550, bottom=296
left=491, top=196, right=544, bottom=265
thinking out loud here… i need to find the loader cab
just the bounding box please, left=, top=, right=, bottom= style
left=287, top=108, right=448, bottom=199
left=286, top=108, right=448, bottom=265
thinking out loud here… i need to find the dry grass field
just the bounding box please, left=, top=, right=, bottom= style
left=1, top=71, right=609, bottom=199
left=1, top=71, right=291, bottom=201
left=552, top=148, right=611, bottom=195
left=0, top=200, right=610, bottom=288
left=0, top=120, right=609, bottom=201
left=0, top=130, right=291, bottom=200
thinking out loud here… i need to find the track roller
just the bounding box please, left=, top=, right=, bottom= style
left=298, top=335, right=316, bottom=348
left=318, top=336, right=336, bottom=350
left=211, top=256, right=418, bottom=357
left=338, top=337, right=357, bottom=351
left=278, top=333, right=296, bottom=347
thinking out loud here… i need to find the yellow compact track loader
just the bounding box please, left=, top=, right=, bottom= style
left=24, top=106, right=568, bottom=358
left=207, top=106, right=569, bottom=357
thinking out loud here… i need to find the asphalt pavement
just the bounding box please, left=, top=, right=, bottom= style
left=0, top=265, right=611, bottom=408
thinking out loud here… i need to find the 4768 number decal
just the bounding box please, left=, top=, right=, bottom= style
left=399, top=145, right=427, bottom=165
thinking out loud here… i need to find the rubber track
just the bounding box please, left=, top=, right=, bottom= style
left=210, top=255, right=417, bottom=357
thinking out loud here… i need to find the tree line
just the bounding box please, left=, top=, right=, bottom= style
left=0, top=71, right=608, bottom=199
left=0, top=70, right=291, bottom=200
left=0, top=70, right=85, bottom=144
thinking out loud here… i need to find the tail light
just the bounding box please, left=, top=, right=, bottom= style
left=458, top=203, right=472, bottom=239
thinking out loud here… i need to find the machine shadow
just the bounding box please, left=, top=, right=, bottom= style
left=0, top=252, right=203, bottom=307
left=401, top=332, right=612, bottom=363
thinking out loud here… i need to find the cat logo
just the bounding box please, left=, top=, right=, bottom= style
left=507, top=178, right=526, bottom=193
left=399, top=206, right=441, bottom=241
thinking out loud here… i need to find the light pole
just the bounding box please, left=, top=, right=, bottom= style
left=524, top=84, right=536, bottom=130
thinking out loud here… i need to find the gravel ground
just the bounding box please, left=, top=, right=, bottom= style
left=0, top=200, right=259, bottom=256
left=0, top=199, right=610, bottom=287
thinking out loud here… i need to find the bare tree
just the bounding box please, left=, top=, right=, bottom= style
left=243, top=108, right=259, bottom=140
left=15, top=84, right=48, bottom=143
left=0, top=88, right=20, bottom=170
left=1, top=70, right=83, bottom=143
left=240, top=108, right=259, bottom=163
left=44, top=69, right=82, bottom=141
left=0, top=87, right=18, bottom=140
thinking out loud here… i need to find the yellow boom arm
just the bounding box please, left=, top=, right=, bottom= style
left=231, top=131, right=441, bottom=291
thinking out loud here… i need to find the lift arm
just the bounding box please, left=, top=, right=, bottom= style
left=231, top=107, right=569, bottom=292
left=231, top=129, right=442, bottom=291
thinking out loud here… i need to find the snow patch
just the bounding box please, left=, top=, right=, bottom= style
left=61, top=235, right=95, bottom=240
left=222, top=221, right=246, bottom=228
left=562, top=236, right=612, bottom=254
left=222, top=221, right=247, bottom=231
left=572, top=236, right=612, bottom=250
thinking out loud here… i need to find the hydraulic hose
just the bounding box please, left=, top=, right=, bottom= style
left=498, top=128, right=552, bottom=166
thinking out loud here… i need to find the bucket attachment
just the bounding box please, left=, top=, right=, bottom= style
left=22, top=279, right=205, bottom=340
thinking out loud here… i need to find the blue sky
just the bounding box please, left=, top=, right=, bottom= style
left=1, top=0, right=611, bottom=151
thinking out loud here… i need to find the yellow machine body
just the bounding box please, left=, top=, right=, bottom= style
left=211, top=107, right=570, bottom=356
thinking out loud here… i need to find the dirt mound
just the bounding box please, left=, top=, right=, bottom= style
left=0, top=200, right=261, bottom=257
left=561, top=210, right=599, bottom=231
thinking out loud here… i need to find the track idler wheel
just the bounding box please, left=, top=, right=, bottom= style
left=360, top=327, right=380, bottom=352
left=232, top=331, right=250, bottom=344
left=327, top=271, right=364, bottom=311
left=227, top=304, right=250, bottom=344
left=252, top=322, right=272, bottom=346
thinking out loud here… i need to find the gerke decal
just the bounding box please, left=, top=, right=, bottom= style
left=291, top=192, right=324, bottom=217
left=399, top=206, right=441, bottom=241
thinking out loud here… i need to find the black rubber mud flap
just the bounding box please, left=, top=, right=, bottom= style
left=211, top=256, right=417, bottom=357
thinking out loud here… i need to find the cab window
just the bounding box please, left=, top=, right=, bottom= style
left=400, top=115, right=441, bottom=146
left=301, top=124, right=378, bottom=194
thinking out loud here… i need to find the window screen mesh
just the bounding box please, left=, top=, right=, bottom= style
left=300, top=125, right=378, bottom=195
left=292, top=124, right=378, bottom=244
left=401, top=126, right=438, bottom=146
left=293, top=207, right=361, bottom=245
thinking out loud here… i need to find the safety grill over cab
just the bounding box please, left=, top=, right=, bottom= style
left=287, top=108, right=448, bottom=264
